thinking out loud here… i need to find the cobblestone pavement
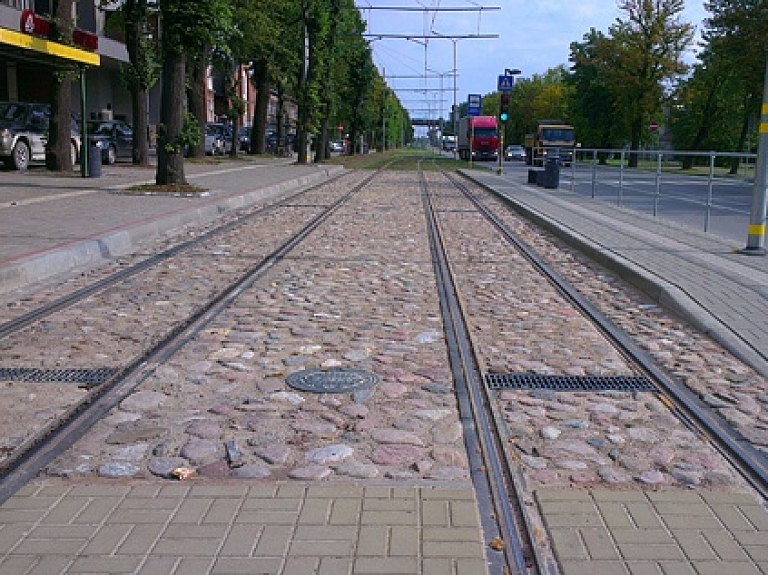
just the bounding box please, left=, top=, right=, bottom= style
left=0, top=167, right=767, bottom=574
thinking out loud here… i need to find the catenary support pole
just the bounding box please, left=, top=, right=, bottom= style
left=741, top=51, right=768, bottom=255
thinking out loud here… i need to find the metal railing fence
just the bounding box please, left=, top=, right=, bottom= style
left=568, top=149, right=758, bottom=239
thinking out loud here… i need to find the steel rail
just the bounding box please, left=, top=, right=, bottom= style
left=0, top=170, right=349, bottom=341
left=418, top=161, right=534, bottom=574
left=0, top=166, right=386, bottom=505
left=448, top=169, right=768, bottom=501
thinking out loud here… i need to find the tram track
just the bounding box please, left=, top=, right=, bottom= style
left=0, top=167, right=382, bottom=503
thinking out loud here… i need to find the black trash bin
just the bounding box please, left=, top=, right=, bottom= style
left=543, top=156, right=560, bottom=189
left=87, top=138, right=102, bottom=178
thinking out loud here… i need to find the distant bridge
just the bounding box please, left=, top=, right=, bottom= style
left=411, top=118, right=446, bottom=127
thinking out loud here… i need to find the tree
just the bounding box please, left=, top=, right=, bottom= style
left=123, top=0, right=159, bottom=165
left=602, top=0, right=694, bottom=166
left=46, top=0, right=75, bottom=172
left=568, top=29, right=623, bottom=151
left=155, top=0, right=231, bottom=185
left=699, top=0, right=768, bottom=170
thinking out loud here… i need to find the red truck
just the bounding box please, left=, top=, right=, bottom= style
left=457, top=115, right=499, bottom=161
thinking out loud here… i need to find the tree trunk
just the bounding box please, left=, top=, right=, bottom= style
left=46, top=0, right=74, bottom=172
left=251, top=63, right=270, bottom=154
left=125, top=0, right=150, bottom=165
left=156, top=53, right=187, bottom=185
left=187, top=54, right=207, bottom=158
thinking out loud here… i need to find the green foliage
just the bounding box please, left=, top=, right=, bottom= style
left=158, top=112, right=200, bottom=155
left=158, top=0, right=233, bottom=57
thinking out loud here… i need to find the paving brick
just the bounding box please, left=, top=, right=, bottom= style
left=116, top=523, right=165, bottom=555
left=69, top=485, right=131, bottom=498
left=646, top=491, right=703, bottom=505
left=11, top=536, right=86, bottom=555
left=550, top=529, right=588, bottom=561
left=157, top=485, right=191, bottom=499
left=25, top=555, right=75, bottom=575
left=329, top=498, right=361, bottom=525
left=162, top=523, right=228, bottom=540
left=67, top=555, right=144, bottom=573
left=671, top=530, right=716, bottom=561
left=423, top=526, right=483, bottom=542
left=202, top=497, right=243, bottom=524
left=617, top=543, right=686, bottom=561
left=420, top=487, right=476, bottom=501
left=79, top=524, right=132, bottom=555
left=390, top=525, right=418, bottom=556
left=589, top=490, right=647, bottom=503
left=422, top=540, right=484, bottom=559
left=293, top=525, right=357, bottom=541
left=306, top=485, right=363, bottom=499
left=698, top=492, right=761, bottom=506
left=626, top=560, right=697, bottom=575
left=689, top=561, right=762, bottom=575
left=240, top=497, right=302, bottom=512
left=317, top=556, right=354, bottom=575
left=745, top=545, right=768, bottom=562
left=289, top=539, right=354, bottom=557
left=211, top=556, right=282, bottom=574
left=1, top=497, right=60, bottom=511
left=234, top=509, right=299, bottom=525
left=623, top=502, right=665, bottom=529
left=282, top=556, right=319, bottom=575
left=609, top=528, right=672, bottom=544
left=136, top=557, right=181, bottom=574
left=360, top=509, right=418, bottom=526
left=29, top=525, right=97, bottom=540
left=0, top=525, right=30, bottom=554
left=701, top=530, right=751, bottom=561
left=0, top=509, right=48, bottom=525
left=0, top=555, right=37, bottom=574
left=38, top=498, right=91, bottom=525
left=655, top=502, right=714, bottom=517
left=422, top=499, right=449, bottom=527
left=538, top=500, right=598, bottom=515
left=536, top=489, right=594, bottom=503
left=253, top=525, right=292, bottom=556
left=353, top=556, right=419, bottom=574
left=188, top=485, right=247, bottom=499
left=108, top=508, right=175, bottom=525
left=168, top=498, right=211, bottom=524
left=363, top=486, right=393, bottom=499
left=71, top=497, right=123, bottom=524
left=449, top=500, right=481, bottom=528
left=708, top=504, right=759, bottom=532
left=423, top=557, right=453, bottom=575
left=297, top=498, right=331, bottom=525
left=356, top=525, right=388, bottom=556
left=363, top=497, right=417, bottom=512
left=542, top=513, right=605, bottom=529
left=581, top=527, right=620, bottom=560
left=151, top=536, right=223, bottom=556
left=118, top=496, right=179, bottom=510
left=557, top=560, right=628, bottom=575
left=219, top=524, right=260, bottom=557
left=663, top=514, right=723, bottom=530
left=739, top=505, right=768, bottom=530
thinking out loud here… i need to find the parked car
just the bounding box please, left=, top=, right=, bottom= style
left=238, top=126, right=251, bottom=152
left=86, top=119, right=133, bottom=165
left=504, top=144, right=526, bottom=161
left=329, top=140, right=343, bottom=153
left=204, top=123, right=226, bottom=156
left=0, top=101, right=80, bottom=170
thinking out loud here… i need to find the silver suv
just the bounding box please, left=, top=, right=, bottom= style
left=0, top=102, right=80, bottom=170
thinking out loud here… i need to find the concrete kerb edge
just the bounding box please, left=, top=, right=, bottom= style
left=0, top=165, right=345, bottom=297
left=459, top=170, right=768, bottom=380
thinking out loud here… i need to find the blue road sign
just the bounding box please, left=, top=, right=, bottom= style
left=498, top=75, right=515, bottom=91
left=467, top=93, right=482, bottom=116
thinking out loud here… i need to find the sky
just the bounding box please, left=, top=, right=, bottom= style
left=355, top=0, right=711, bottom=123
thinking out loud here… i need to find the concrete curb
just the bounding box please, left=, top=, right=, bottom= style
left=0, top=166, right=344, bottom=297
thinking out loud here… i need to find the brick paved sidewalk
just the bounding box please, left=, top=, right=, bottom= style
left=0, top=481, right=487, bottom=575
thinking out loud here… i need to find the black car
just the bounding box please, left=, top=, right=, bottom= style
left=86, top=120, right=133, bottom=165
left=238, top=126, right=251, bottom=152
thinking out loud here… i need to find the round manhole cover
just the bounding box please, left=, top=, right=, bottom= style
left=286, top=368, right=379, bottom=394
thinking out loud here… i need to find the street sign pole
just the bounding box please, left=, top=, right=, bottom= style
left=741, top=51, right=768, bottom=255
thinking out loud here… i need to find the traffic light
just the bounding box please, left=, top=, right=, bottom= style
left=500, top=93, right=510, bottom=123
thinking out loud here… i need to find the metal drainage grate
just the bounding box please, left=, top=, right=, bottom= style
left=0, top=368, right=120, bottom=388
left=485, top=373, right=656, bottom=393
left=286, top=368, right=379, bottom=394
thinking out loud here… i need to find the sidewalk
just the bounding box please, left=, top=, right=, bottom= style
left=463, top=169, right=768, bottom=380
left=0, top=158, right=342, bottom=297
